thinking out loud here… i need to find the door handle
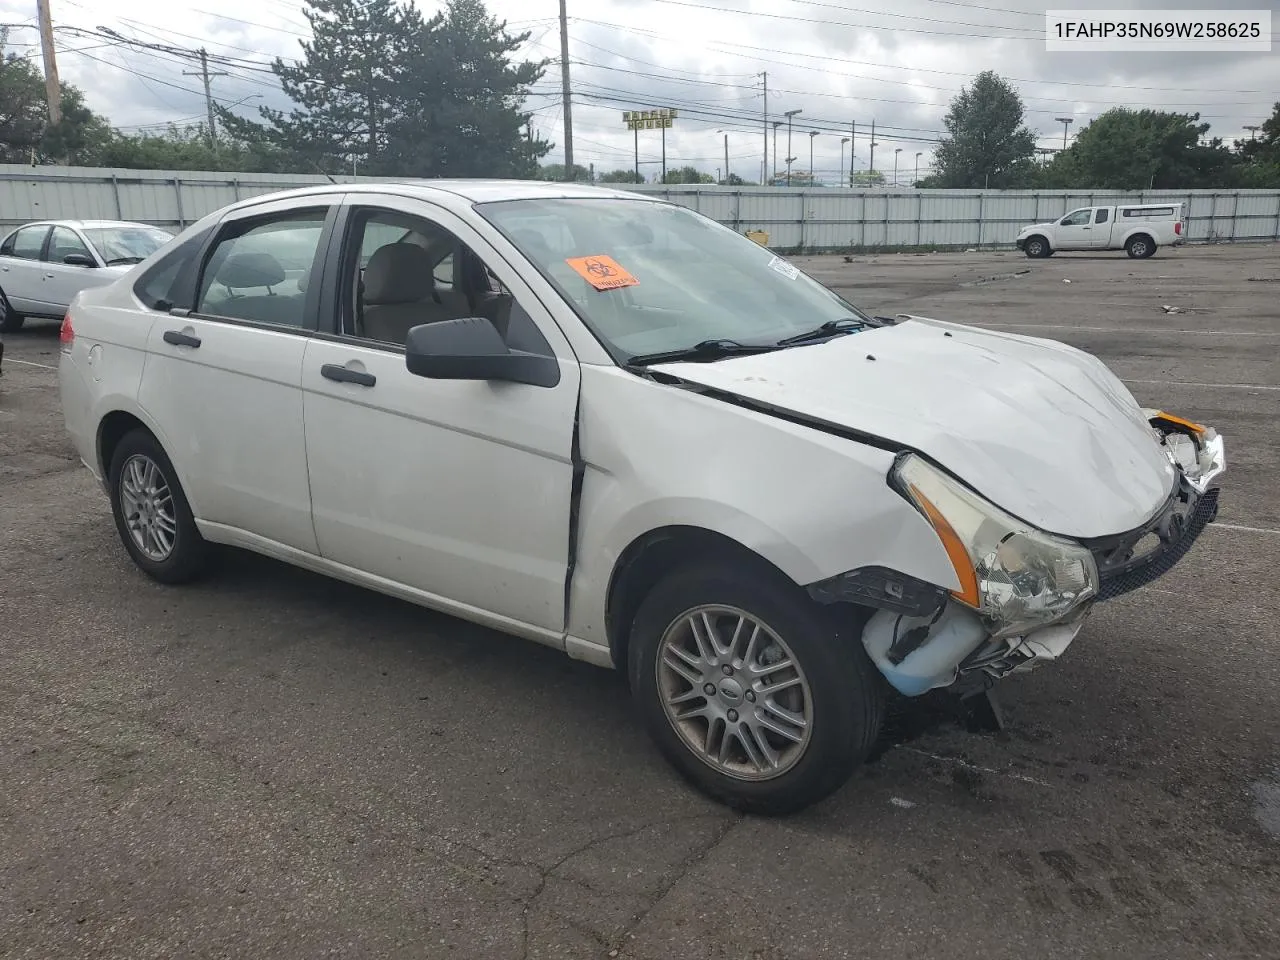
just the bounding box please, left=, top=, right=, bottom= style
left=321, top=363, right=376, bottom=387
left=163, top=329, right=202, bottom=348
left=43, top=272, right=55, bottom=278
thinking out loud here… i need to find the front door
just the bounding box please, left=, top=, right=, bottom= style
left=137, top=199, right=339, bottom=554
left=1054, top=208, right=1096, bottom=249
left=301, top=195, right=581, bottom=634
left=42, top=225, right=100, bottom=310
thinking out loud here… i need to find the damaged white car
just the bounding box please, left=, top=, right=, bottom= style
left=58, top=182, right=1226, bottom=814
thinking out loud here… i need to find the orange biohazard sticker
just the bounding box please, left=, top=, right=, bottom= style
left=565, top=254, right=639, bottom=291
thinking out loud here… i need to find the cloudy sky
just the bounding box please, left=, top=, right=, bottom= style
left=1, top=0, right=1276, bottom=183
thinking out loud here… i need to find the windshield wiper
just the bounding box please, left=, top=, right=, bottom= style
left=775, top=317, right=869, bottom=347
left=626, top=338, right=777, bottom=367
left=105, top=256, right=144, bottom=266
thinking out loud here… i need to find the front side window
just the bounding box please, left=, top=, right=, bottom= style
left=1060, top=209, right=1092, bottom=227
left=7, top=225, right=49, bottom=260
left=340, top=207, right=552, bottom=356
left=195, top=210, right=327, bottom=328
left=82, top=225, right=173, bottom=266
left=48, top=226, right=93, bottom=264
left=477, top=198, right=868, bottom=362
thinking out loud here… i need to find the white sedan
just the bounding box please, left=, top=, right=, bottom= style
left=0, top=219, right=173, bottom=330
left=57, top=181, right=1226, bottom=814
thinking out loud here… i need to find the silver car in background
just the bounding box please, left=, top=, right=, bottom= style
left=0, top=220, right=173, bottom=331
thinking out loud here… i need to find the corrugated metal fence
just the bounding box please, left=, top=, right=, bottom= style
left=3, top=164, right=1278, bottom=252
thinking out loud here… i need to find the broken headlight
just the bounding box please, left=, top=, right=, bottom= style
left=893, top=454, right=1099, bottom=638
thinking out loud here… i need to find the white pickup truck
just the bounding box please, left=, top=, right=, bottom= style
left=1015, top=203, right=1187, bottom=259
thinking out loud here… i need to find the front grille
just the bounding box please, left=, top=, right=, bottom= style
left=1094, top=487, right=1219, bottom=601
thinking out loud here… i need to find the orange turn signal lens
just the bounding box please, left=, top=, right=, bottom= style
left=1154, top=411, right=1205, bottom=435
left=908, top=482, right=981, bottom=608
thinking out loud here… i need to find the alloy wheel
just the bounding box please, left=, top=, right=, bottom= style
left=119, top=454, right=178, bottom=561
left=655, top=605, right=814, bottom=781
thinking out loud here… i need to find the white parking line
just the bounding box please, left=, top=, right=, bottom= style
left=1123, top=377, right=1280, bottom=393
left=1210, top=522, right=1280, bottom=537
left=4, top=358, right=57, bottom=370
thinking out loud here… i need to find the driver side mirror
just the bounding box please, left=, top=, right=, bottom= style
left=404, top=316, right=560, bottom=388
left=63, top=253, right=96, bottom=267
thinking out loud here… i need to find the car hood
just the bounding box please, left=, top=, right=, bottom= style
left=1018, top=222, right=1053, bottom=235
left=649, top=316, right=1177, bottom=539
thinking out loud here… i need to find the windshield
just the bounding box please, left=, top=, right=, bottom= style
left=82, top=225, right=174, bottom=265
left=475, top=198, right=868, bottom=361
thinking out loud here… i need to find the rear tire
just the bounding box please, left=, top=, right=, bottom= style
left=1126, top=234, right=1156, bottom=259
left=1023, top=235, right=1050, bottom=259
left=628, top=562, right=884, bottom=815
left=0, top=290, right=24, bottom=332
left=108, top=428, right=209, bottom=584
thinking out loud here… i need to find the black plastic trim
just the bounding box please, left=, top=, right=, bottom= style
left=807, top=565, right=947, bottom=617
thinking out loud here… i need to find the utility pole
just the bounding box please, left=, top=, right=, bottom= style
left=849, top=121, right=855, bottom=187
left=1244, top=124, right=1260, bottom=141
left=760, top=71, right=767, bottom=186
left=868, top=120, right=877, bottom=182
left=784, top=109, right=801, bottom=186
left=661, top=125, right=666, bottom=183
left=771, top=121, right=781, bottom=185
left=1055, top=116, right=1074, bottom=151
left=183, top=49, right=227, bottom=152
left=723, top=132, right=729, bottom=184
left=633, top=125, right=639, bottom=183
left=36, top=0, right=61, bottom=125
left=559, top=0, right=574, bottom=180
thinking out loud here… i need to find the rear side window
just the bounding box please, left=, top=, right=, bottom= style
left=1094, top=209, right=1110, bottom=224
left=133, top=229, right=213, bottom=311
left=6, top=225, right=49, bottom=260
left=1122, top=207, right=1175, bottom=218
left=195, top=209, right=328, bottom=328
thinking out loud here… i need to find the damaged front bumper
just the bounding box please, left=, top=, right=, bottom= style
left=815, top=413, right=1226, bottom=698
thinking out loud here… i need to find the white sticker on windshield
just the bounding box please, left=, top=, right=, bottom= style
left=768, top=256, right=800, bottom=280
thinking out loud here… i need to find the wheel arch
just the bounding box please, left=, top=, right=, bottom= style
left=604, top=524, right=802, bottom=675
left=94, top=404, right=203, bottom=517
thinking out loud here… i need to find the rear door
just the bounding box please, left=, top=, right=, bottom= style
left=0, top=224, right=53, bottom=313
left=300, top=193, right=581, bottom=634
left=137, top=197, right=341, bottom=553
left=1089, top=207, right=1113, bottom=247
left=1053, top=208, right=1096, bottom=249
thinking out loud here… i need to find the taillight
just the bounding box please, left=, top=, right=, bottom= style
left=1174, top=221, right=1183, bottom=235
left=59, top=312, right=75, bottom=346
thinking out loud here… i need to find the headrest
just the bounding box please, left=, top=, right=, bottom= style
left=216, top=251, right=286, bottom=289
left=364, top=243, right=435, bottom=305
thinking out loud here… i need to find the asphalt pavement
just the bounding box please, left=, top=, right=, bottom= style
left=2, top=243, right=1278, bottom=959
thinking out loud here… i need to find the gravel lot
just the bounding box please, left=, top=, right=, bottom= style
left=3, top=243, right=1279, bottom=960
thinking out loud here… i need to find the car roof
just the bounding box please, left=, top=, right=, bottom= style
left=14, top=219, right=168, bottom=230
left=222, top=179, right=662, bottom=216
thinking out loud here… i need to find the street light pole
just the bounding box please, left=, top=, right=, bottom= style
left=840, top=137, right=850, bottom=190
left=809, top=130, right=818, bottom=182
left=914, top=151, right=922, bottom=187
left=784, top=109, right=801, bottom=186
left=894, top=148, right=902, bottom=187
left=724, top=132, right=729, bottom=184
left=1055, top=116, right=1074, bottom=151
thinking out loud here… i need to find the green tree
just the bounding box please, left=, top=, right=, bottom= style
left=95, top=124, right=300, bottom=173
left=1044, top=108, right=1238, bottom=189
left=217, top=0, right=421, bottom=175
left=0, top=50, right=113, bottom=164
left=851, top=169, right=886, bottom=187
left=1235, top=102, right=1280, bottom=186
left=662, top=165, right=714, bottom=184
left=932, top=71, right=1036, bottom=188
left=385, top=0, right=549, bottom=177
left=725, top=172, right=753, bottom=186
left=538, top=163, right=591, bottom=182
left=598, top=168, right=643, bottom=183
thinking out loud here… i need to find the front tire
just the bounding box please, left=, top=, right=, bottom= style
left=628, top=563, right=884, bottom=815
left=108, top=429, right=209, bottom=583
left=1023, top=235, right=1050, bottom=259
